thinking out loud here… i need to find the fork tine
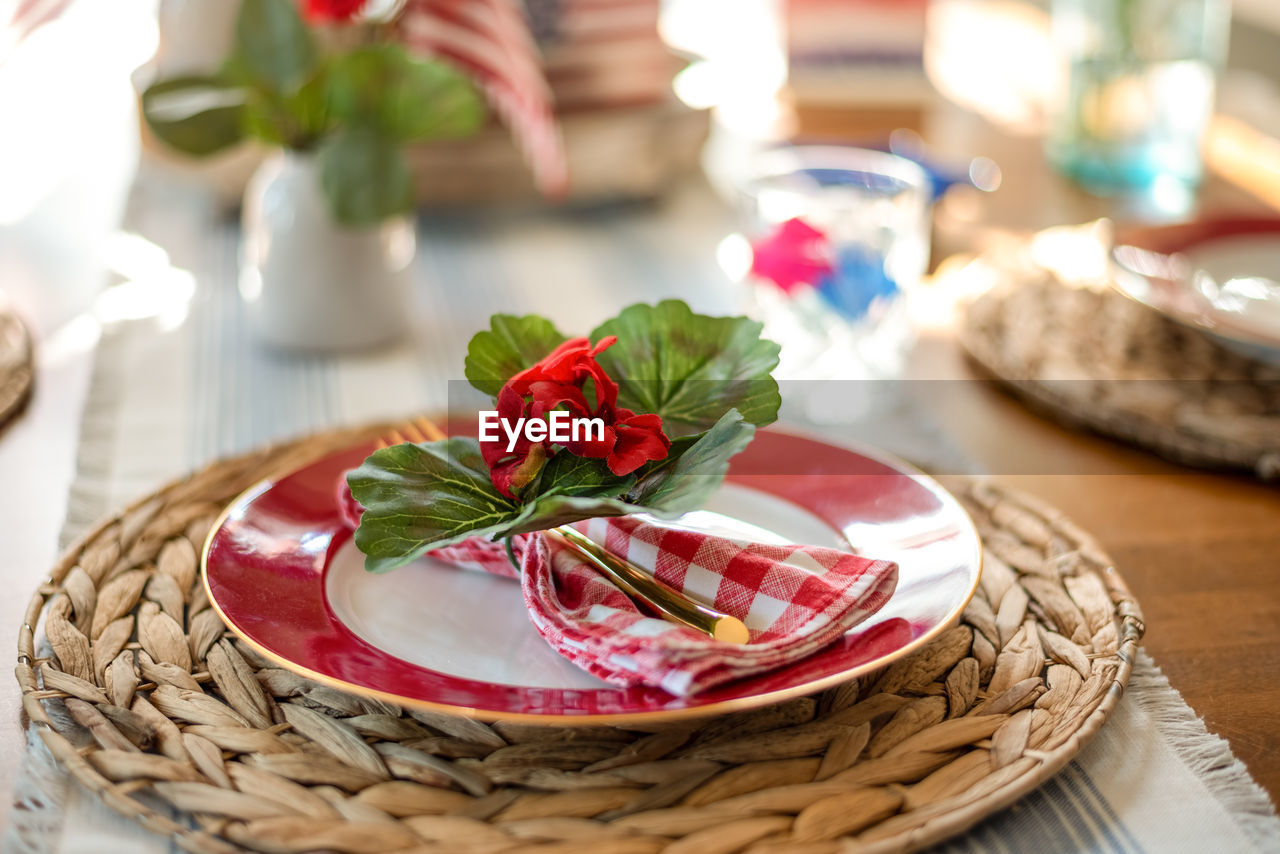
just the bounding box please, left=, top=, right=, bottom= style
left=414, top=416, right=447, bottom=442
left=379, top=417, right=447, bottom=450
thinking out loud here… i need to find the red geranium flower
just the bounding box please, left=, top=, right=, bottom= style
left=608, top=410, right=671, bottom=475
left=508, top=336, right=619, bottom=415
left=480, top=337, right=671, bottom=499
left=302, top=0, right=367, bottom=23
left=481, top=385, right=550, bottom=499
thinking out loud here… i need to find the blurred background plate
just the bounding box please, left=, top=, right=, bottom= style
left=1114, top=218, right=1280, bottom=366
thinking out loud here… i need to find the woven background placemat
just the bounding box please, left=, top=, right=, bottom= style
left=16, top=425, right=1144, bottom=854
left=0, top=293, right=34, bottom=432
left=959, top=254, right=1280, bottom=479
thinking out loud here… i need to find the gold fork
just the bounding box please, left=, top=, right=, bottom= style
left=383, top=417, right=750, bottom=644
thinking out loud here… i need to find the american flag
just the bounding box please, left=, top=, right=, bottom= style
left=398, top=0, right=569, bottom=197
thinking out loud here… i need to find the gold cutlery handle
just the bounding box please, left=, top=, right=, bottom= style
left=548, top=526, right=750, bottom=645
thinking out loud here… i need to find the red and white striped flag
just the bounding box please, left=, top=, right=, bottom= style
left=398, top=0, right=569, bottom=197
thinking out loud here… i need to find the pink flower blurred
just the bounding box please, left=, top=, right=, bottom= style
left=302, top=0, right=367, bottom=23
left=749, top=217, right=834, bottom=294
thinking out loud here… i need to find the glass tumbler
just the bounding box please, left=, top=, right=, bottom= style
left=729, top=146, right=932, bottom=392
left=1046, top=0, right=1230, bottom=196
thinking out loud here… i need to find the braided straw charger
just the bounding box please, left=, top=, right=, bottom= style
left=958, top=238, right=1280, bottom=479
left=18, top=424, right=1144, bottom=854
left=0, top=292, right=34, bottom=431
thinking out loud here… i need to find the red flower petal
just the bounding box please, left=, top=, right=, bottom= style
left=509, top=337, right=591, bottom=389
left=489, top=441, right=548, bottom=500
left=564, top=425, right=615, bottom=460
left=301, top=0, right=367, bottom=23
left=606, top=411, right=671, bottom=476
left=481, top=385, right=529, bottom=468
left=525, top=380, right=591, bottom=421
left=490, top=335, right=671, bottom=494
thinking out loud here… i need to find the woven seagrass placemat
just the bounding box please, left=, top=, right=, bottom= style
left=0, top=293, right=34, bottom=431
left=17, top=424, right=1144, bottom=854
left=959, top=256, right=1280, bottom=479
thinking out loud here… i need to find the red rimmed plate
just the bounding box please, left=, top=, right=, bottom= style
left=203, top=429, right=981, bottom=724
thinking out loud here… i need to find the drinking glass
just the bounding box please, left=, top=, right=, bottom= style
left=729, top=146, right=932, bottom=389
left=1046, top=0, right=1230, bottom=196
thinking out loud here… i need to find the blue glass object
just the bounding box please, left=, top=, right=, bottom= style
left=1046, top=0, right=1229, bottom=195
left=791, top=137, right=984, bottom=201
left=799, top=167, right=915, bottom=197
left=815, top=245, right=898, bottom=322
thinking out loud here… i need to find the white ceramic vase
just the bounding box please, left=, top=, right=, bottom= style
left=240, top=152, right=414, bottom=351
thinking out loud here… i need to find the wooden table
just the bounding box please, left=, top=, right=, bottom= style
left=878, top=94, right=1280, bottom=800
left=909, top=327, right=1280, bottom=801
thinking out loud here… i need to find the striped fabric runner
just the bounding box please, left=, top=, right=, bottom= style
left=6, top=169, right=1280, bottom=854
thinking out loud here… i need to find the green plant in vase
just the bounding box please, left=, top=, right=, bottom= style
left=141, top=0, right=486, bottom=350
left=143, top=0, right=483, bottom=224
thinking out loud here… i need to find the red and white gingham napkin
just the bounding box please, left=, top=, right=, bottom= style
left=338, top=483, right=898, bottom=696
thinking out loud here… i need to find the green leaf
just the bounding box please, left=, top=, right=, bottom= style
left=326, top=45, right=484, bottom=143
left=317, top=127, right=414, bottom=226
left=290, top=70, right=335, bottom=141
left=499, top=493, right=645, bottom=537
left=233, top=0, right=318, bottom=92
left=240, top=70, right=332, bottom=149
left=348, top=437, right=641, bottom=573
left=241, top=91, right=289, bottom=146
left=629, top=409, right=755, bottom=510
left=498, top=412, right=752, bottom=535
left=348, top=413, right=756, bottom=573
left=534, top=452, right=635, bottom=499
left=464, top=315, right=569, bottom=396
left=495, top=413, right=756, bottom=536
left=349, top=439, right=522, bottom=573
left=141, top=76, right=247, bottom=156
left=385, top=58, right=484, bottom=141
left=590, top=300, right=782, bottom=438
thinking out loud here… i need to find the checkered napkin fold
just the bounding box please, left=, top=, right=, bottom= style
left=338, top=487, right=898, bottom=696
